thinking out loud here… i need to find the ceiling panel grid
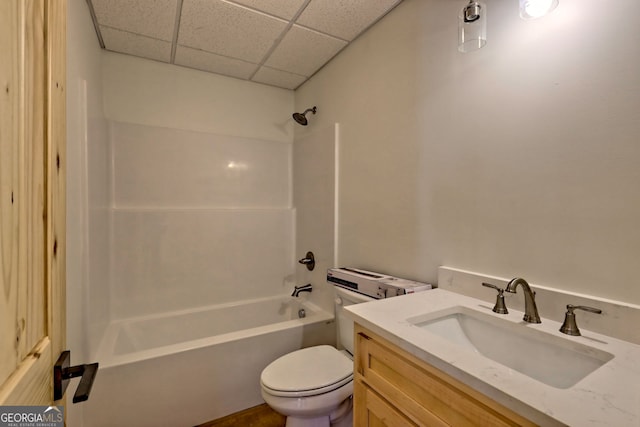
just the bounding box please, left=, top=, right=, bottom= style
left=88, top=0, right=403, bottom=90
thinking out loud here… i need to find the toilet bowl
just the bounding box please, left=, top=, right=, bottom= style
left=261, top=346, right=353, bottom=427
left=260, top=287, right=374, bottom=427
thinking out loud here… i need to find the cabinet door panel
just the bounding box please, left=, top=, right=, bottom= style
left=355, top=326, right=536, bottom=427
left=354, top=378, right=418, bottom=427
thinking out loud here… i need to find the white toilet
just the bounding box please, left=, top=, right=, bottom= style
left=260, top=286, right=374, bottom=427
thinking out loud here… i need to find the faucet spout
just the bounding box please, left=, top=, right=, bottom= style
left=505, top=277, right=541, bottom=323
left=291, top=283, right=312, bottom=297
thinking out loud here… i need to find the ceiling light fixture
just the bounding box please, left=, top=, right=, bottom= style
left=519, top=0, right=559, bottom=20
left=458, top=0, right=487, bottom=53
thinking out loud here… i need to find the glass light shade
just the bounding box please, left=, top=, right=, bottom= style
left=458, top=1, right=487, bottom=53
left=519, top=0, right=559, bottom=20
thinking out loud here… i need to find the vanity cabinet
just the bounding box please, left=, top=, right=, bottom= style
left=353, top=324, right=537, bottom=427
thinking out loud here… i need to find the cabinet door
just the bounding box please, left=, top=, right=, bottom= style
left=354, top=378, right=417, bottom=427
left=355, top=326, right=537, bottom=427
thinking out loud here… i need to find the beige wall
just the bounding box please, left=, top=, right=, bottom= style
left=295, top=0, right=640, bottom=304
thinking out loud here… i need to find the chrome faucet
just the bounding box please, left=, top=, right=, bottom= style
left=505, top=277, right=541, bottom=323
left=291, top=283, right=312, bottom=297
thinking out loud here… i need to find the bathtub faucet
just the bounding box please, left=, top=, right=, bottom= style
left=291, top=284, right=312, bottom=297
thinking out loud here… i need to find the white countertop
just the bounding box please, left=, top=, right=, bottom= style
left=345, top=288, right=640, bottom=426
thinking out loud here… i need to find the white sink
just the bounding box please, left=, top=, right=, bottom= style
left=407, top=306, right=614, bottom=389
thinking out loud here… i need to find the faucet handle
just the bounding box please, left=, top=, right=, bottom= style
left=482, top=283, right=508, bottom=314
left=559, top=304, right=602, bottom=336
left=298, top=251, right=315, bottom=271
left=569, top=305, right=602, bottom=314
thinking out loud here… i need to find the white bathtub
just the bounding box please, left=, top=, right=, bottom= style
left=82, top=295, right=335, bottom=427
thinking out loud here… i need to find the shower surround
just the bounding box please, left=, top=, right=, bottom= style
left=80, top=120, right=325, bottom=425
left=109, top=121, right=295, bottom=318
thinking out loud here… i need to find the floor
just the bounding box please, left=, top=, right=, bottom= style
left=197, top=404, right=285, bottom=427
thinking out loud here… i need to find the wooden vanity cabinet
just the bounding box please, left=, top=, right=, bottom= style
left=353, top=324, right=537, bottom=427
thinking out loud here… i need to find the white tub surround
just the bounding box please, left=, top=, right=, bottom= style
left=84, top=296, right=334, bottom=426
left=107, top=121, right=295, bottom=319
left=345, top=287, right=640, bottom=426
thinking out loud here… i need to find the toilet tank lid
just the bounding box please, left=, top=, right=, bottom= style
left=261, top=345, right=352, bottom=392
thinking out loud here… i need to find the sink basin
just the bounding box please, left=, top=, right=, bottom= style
left=407, top=306, right=614, bottom=389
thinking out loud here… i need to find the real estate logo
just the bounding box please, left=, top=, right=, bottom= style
left=0, top=406, right=63, bottom=427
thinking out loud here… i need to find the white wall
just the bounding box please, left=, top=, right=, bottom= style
left=101, top=55, right=297, bottom=318
left=102, top=52, right=294, bottom=143
left=111, top=123, right=290, bottom=208
left=108, top=122, right=294, bottom=318
left=295, top=0, right=640, bottom=305
left=66, top=0, right=109, bottom=371
left=66, top=0, right=109, bottom=423
left=293, top=124, right=339, bottom=314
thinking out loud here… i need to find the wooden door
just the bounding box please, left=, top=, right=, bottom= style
left=0, top=0, right=66, bottom=405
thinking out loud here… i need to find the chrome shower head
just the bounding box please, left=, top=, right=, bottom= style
left=292, top=106, right=317, bottom=126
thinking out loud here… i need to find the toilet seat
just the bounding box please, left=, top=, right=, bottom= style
left=261, top=345, right=353, bottom=398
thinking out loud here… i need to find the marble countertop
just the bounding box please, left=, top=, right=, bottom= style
left=345, top=288, right=640, bottom=426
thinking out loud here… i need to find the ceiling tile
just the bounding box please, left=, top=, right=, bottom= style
left=91, top=0, right=177, bottom=41
left=252, top=66, right=307, bottom=90
left=265, top=25, right=347, bottom=77
left=86, top=0, right=405, bottom=90
left=178, top=0, right=288, bottom=63
left=228, top=0, right=307, bottom=20
left=100, top=27, right=172, bottom=62
left=175, top=46, right=257, bottom=80
left=296, top=0, right=401, bottom=41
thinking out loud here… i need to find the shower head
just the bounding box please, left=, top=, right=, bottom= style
left=292, top=106, right=317, bottom=126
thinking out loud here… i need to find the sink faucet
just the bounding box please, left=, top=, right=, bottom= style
left=291, top=283, right=312, bottom=297
left=505, top=277, right=541, bottom=323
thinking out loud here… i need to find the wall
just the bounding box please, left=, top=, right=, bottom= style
left=109, top=122, right=294, bottom=318
left=101, top=54, right=297, bottom=318
left=66, top=0, right=109, bottom=423
left=293, top=123, right=339, bottom=314
left=102, top=52, right=294, bottom=143
left=295, top=0, right=640, bottom=305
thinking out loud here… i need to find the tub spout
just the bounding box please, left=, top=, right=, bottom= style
left=291, top=284, right=312, bottom=297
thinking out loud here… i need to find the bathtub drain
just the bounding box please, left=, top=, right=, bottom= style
left=298, top=309, right=306, bottom=318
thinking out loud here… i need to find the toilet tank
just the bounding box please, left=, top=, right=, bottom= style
left=334, top=287, right=375, bottom=354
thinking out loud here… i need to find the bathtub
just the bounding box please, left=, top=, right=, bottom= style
left=82, top=295, right=335, bottom=427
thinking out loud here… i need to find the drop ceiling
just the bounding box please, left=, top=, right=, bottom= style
left=87, top=0, right=403, bottom=90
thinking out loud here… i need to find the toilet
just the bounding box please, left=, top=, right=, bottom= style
left=260, top=286, right=374, bottom=427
